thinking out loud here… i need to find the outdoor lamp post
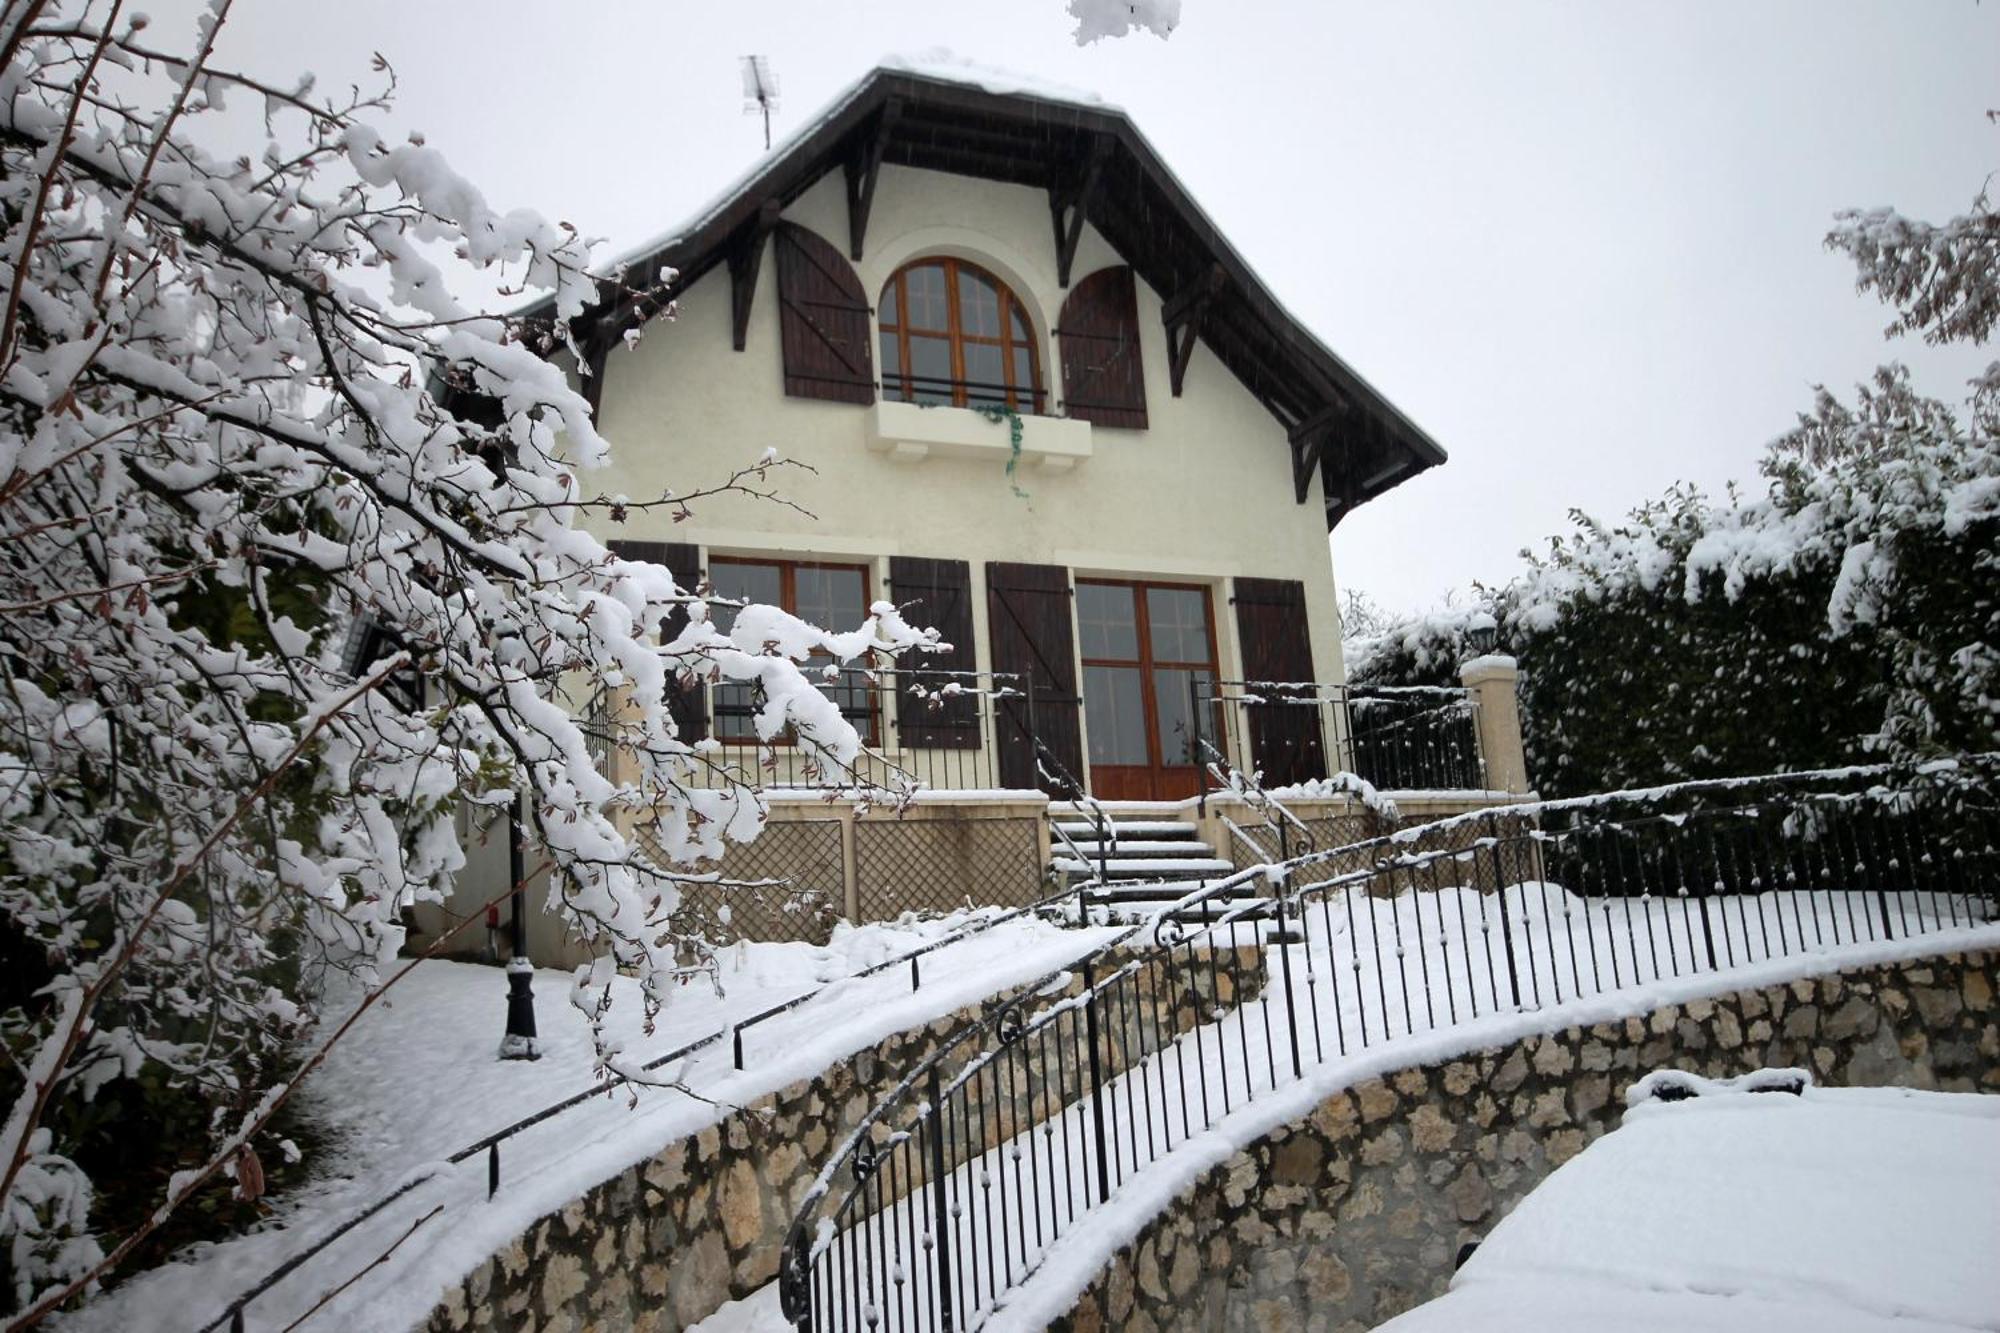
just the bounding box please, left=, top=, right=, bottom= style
left=499, top=958, right=542, bottom=1060
left=498, top=794, right=542, bottom=1060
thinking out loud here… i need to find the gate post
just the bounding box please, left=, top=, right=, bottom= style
left=1459, top=656, right=1530, bottom=795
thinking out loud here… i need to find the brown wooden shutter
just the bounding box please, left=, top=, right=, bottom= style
left=1057, top=265, right=1148, bottom=430
left=774, top=222, right=875, bottom=404
left=986, top=562, right=1083, bottom=794
left=888, top=556, right=979, bottom=750
left=610, top=539, right=707, bottom=743
left=1232, top=577, right=1325, bottom=786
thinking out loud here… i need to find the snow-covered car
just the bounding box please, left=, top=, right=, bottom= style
left=1377, top=1068, right=2000, bottom=1333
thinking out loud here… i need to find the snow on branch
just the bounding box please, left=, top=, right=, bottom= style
left=0, top=3, right=933, bottom=1314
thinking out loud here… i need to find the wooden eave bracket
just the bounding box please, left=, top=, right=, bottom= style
left=1319, top=414, right=1371, bottom=529
left=1163, top=262, right=1226, bottom=397
left=1049, top=135, right=1111, bottom=288
left=1287, top=402, right=1345, bottom=506
left=727, top=198, right=784, bottom=353
left=844, top=98, right=902, bottom=261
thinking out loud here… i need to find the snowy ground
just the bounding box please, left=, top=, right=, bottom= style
left=783, top=879, right=2000, bottom=1332
left=1378, top=1077, right=2000, bottom=1332
left=56, top=911, right=1121, bottom=1333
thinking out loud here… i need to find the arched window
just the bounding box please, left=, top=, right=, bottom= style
left=878, top=259, right=1044, bottom=412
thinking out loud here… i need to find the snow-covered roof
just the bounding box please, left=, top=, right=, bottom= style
left=1378, top=1074, right=2000, bottom=1332
left=614, top=51, right=1115, bottom=272
left=556, top=56, right=1447, bottom=522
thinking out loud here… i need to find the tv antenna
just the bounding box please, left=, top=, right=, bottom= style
left=740, top=55, right=780, bottom=151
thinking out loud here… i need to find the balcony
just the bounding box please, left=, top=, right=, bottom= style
left=866, top=398, right=1092, bottom=472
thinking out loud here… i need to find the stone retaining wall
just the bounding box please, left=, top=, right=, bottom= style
left=1053, top=949, right=1999, bottom=1333
left=423, top=938, right=1263, bottom=1333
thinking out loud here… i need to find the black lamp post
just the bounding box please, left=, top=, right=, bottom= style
left=498, top=794, right=541, bottom=1060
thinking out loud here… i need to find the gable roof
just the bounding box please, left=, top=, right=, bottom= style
left=567, top=57, right=1447, bottom=526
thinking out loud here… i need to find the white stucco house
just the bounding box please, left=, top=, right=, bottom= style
left=425, top=59, right=1529, bottom=961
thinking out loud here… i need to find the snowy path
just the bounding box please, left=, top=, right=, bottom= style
left=59, top=913, right=1121, bottom=1333
left=795, top=878, right=2000, bottom=1333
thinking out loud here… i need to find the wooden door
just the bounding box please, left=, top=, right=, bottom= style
left=1078, top=580, right=1219, bottom=801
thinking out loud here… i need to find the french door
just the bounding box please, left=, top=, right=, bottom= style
left=1077, top=579, right=1219, bottom=801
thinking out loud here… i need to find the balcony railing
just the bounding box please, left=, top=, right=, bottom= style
left=882, top=376, right=1049, bottom=415
left=591, top=674, right=1491, bottom=800
left=1193, top=678, right=1488, bottom=797
left=590, top=667, right=1038, bottom=796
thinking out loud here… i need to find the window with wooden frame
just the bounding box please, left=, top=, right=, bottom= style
left=707, top=557, right=877, bottom=746
left=878, top=259, right=1045, bottom=413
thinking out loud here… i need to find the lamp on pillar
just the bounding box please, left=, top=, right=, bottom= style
left=1465, top=611, right=1499, bottom=659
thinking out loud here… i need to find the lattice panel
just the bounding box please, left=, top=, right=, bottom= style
left=855, top=817, right=1042, bottom=920
left=640, top=821, right=842, bottom=947
left=1293, top=814, right=1383, bottom=886
left=1227, top=814, right=1383, bottom=885
left=1225, top=822, right=1276, bottom=874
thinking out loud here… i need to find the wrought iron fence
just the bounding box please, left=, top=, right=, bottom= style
left=1193, top=678, right=1487, bottom=796
left=779, top=756, right=2000, bottom=1332
left=1346, top=685, right=1484, bottom=790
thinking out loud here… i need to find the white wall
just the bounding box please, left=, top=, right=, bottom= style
left=584, top=162, right=1350, bottom=767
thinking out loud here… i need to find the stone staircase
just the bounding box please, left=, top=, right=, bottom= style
left=1050, top=815, right=1272, bottom=924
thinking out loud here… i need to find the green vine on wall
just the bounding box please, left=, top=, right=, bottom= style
left=975, top=404, right=1031, bottom=500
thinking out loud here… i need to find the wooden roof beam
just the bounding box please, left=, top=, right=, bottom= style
left=843, top=97, right=901, bottom=261
left=727, top=198, right=783, bottom=353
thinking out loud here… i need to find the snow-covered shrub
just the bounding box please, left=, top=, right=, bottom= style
left=1347, top=374, right=1999, bottom=798
left=0, top=7, right=930, bottom=1314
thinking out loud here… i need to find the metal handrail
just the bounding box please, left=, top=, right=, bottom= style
left=1207, top=736, right=1318, bottom=852
left=779, top=755, right=2000, bottom=1332
left=201, top=879, right=1092, bottom=1332
left=1036, top=731, right=1116, bottom=900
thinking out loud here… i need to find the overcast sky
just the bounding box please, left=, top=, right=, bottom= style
left=189, top=0, right=1997, bottom=612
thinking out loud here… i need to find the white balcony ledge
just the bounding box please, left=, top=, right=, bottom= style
left=866, top=400, right=1092, bottom=473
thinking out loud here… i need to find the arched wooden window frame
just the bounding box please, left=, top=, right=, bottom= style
left=878, top=258, right=1047, bottom=414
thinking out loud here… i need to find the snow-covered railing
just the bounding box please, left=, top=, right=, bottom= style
left=196, top=885, right=1099, bottom=1333
left=588, top=667, right=1046, bottom=797
left=779, top=756, right=2000, bottom=1332
left=1192, top=678, right=1487, bottom=803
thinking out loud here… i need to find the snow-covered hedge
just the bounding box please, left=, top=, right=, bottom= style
left=1348, top=367, right=2000, bottom=797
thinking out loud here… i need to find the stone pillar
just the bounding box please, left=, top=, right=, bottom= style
left=1458, top=655, right=1530, bottom=795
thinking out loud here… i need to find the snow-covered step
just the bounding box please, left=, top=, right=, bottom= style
left=1056, top=839, right=1217, bottom=856
left=1052, top=857, right=1235, bottom=878
left=1054, top=820, right=1200, bottom=839
left=1091, top=896, right=1278, bottom=926
left=1087, top=881, right=1254, bottom=902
